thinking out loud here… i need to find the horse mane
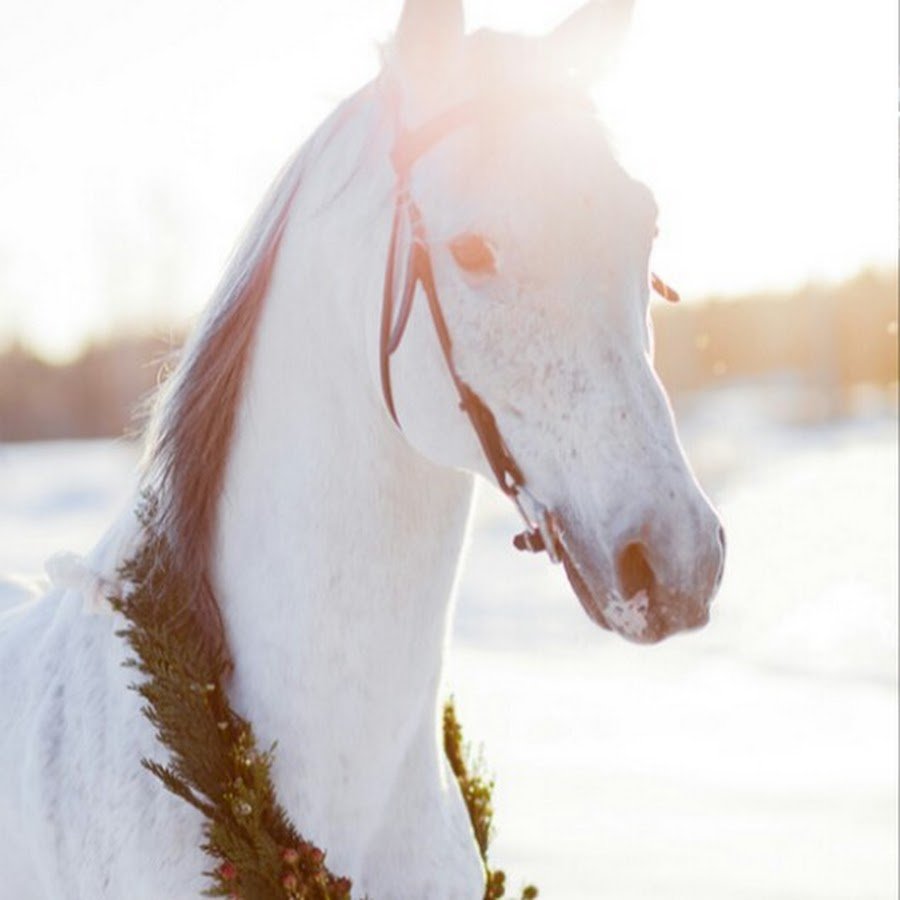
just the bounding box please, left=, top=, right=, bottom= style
left=139, top=148, right=306, bottom=659
left=139, top=86, right=376, bottom=661
left=136, top=44, right=586, bottom=658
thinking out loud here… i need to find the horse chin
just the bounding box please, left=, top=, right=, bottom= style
left=561, top=551, right=612, bottom=632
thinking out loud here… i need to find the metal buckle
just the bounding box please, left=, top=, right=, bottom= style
left=514, top=487, right=562, bottom=564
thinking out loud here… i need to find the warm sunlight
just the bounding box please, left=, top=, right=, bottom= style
left=0, top=0, right=896, bottom=360
left=599, top=1, right=898, bottom=303
left=0, top=5, right=896, bottom=899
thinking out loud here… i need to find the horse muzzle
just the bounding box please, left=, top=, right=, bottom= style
left=559, top=520, right=725, bottom=644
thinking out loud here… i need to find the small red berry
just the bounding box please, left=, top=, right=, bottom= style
left=333, top=876, right=352, bottom=895
left=309, top=847, right=325, bottom=867
left=282, top=873, right=299, bottom=890
left=218, top=861, right=238, bottom=881
left=281, top=847, right=300, bottom=866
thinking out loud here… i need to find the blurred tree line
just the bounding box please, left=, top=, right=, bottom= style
left=0, top=334, right=176, bottom=441
left=653, top=268, right=897, bottom=392
left=0, top=268, right=896, bottom=443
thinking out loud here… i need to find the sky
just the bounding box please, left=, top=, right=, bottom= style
left=0, top=0, right=896, bottom=360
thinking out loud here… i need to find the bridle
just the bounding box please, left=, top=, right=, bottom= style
left=378, top=84, right=679, bottom=564
left=379, top=87, right=567, bottom=563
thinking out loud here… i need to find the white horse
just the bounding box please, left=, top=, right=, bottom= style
left=0, top=1, right=725, bottom=897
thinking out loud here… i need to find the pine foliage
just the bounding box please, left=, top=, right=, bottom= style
left=110, top=493, right=536, bottom=899
left=443, top=702, right=538, bottom=900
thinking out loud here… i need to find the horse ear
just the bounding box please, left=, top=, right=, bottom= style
left=393, top=0, right=465, bottom=89
left=545, top=0, right=634, bottom=84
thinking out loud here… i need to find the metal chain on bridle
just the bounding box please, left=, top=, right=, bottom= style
left=378, top=81, right=679, bottom=563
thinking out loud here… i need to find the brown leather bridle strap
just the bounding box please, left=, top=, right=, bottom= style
left=381, top=184, right=562, bottom=559
left=379, top=195, right=410, bottom=425
left=378, top=85, right=678, bottom=560
left=388, top=86, right=591, bottom=176
left=408, top=200, right=526, bottom=494
left=379, top=92, right=565, bottom=560
left=381, top=185, right=525, bottom=485
left=651, top=272, right=680, bottom=303
left=389, top=99, right=481, bottom=176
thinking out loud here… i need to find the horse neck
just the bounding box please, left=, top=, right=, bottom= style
left=209, top=98, right=475, bottom=849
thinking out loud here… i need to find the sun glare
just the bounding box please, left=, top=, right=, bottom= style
left=0, top=0, right=896, bottom=360
left=595, top=0, right=898, bottom=300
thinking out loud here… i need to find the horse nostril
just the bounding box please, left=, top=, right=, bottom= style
left=616, top=541, right=656, bottom=599
left=717, top=524, right=726, bottom=552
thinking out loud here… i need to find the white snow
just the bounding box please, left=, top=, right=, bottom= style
left=0, top=402, right=896, bottom=899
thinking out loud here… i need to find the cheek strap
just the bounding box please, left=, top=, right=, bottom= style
left=377, top=81, right=624, bottom=564
left=379, top=178, right=563, bottom=562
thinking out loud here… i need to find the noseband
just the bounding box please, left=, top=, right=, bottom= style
left=378, top=86, right=679, bottom=563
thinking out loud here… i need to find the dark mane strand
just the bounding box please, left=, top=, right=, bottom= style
left=139, top=88, right=374, bottom=665
left=141, top=154, right=306, bottom=664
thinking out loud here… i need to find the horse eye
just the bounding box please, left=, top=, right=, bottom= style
left=448, top=233, right=497, bottom=276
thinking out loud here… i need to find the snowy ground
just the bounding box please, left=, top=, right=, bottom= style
left=0, top=393, right=896, bottom=899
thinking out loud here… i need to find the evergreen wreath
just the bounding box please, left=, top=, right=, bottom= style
left=110, top=494, right=538, bottom=899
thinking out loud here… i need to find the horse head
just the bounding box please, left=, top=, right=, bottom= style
left=379, top=0, right=725, bottom=644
